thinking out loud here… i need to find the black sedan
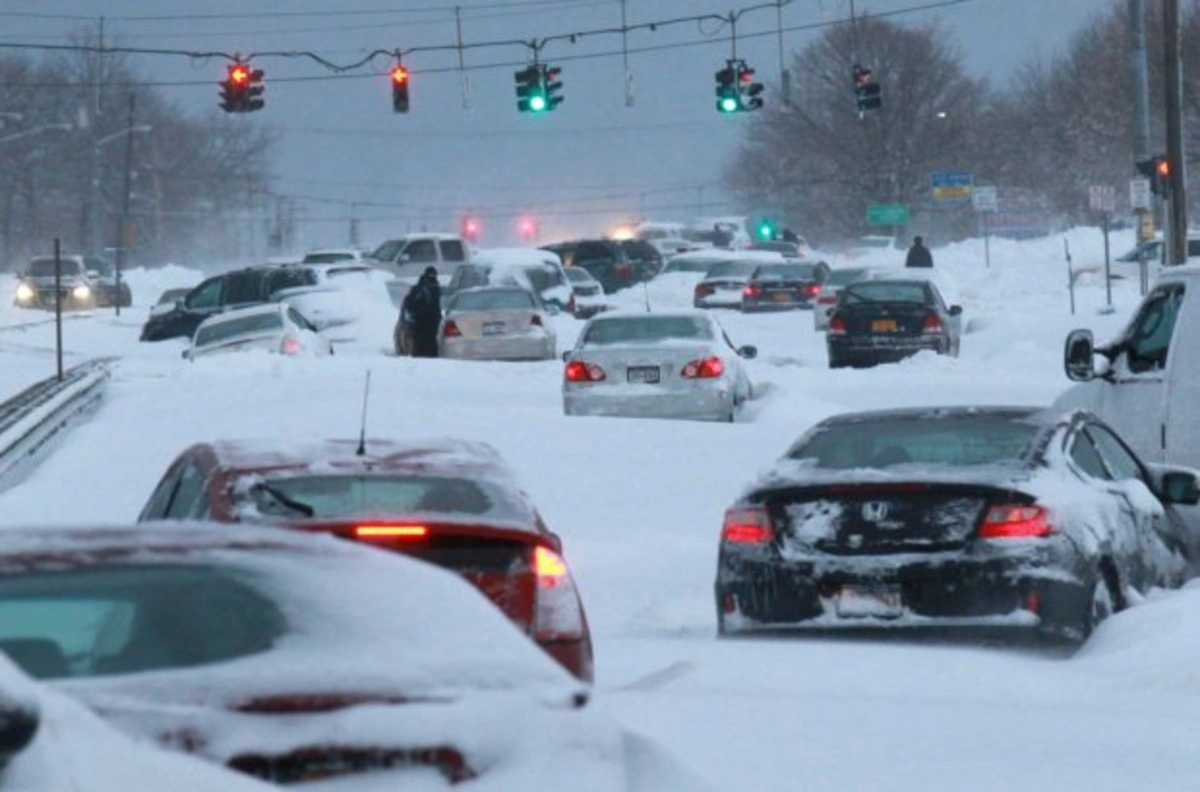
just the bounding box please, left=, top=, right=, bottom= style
left=714, top=406, right=1200, bottom=643
left=740, top=261, right=831, bottom=312
left=827, top=278, right=962, bottom=367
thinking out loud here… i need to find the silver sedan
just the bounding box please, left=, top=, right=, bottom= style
left=438, top=286, right=557, bottom=361
left=562, top=310, right=756, bottom=422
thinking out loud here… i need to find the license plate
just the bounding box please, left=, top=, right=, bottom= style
left=627, top=366, right=660, bottom=384
left=871, top=319, right=898, bottom=333
left=836, top=584, right=902, bottom=618
left=482, top=322, right=506, bottom=336
left=772, top=292, right=791, bottom=303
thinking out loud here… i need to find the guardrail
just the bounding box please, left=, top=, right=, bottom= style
left=0, top=358, right=115, bottom=494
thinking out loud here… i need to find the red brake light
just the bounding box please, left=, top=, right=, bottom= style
left=695, top=284, right=714, bottom=297
left=280, top=337, right=301, bottom=355
left=535, top=545, right=568, bottom=586
left=681, top=356, right=724, bottom=379
left=566, top=295, right=576, bottom=314
left=442, top=320, right=461, bottom=338
left=565, top=360, right=606, bottom=382
left=828, top=315, right=847, bottom=335
left=532, top=545, right=583, bottom=641
left=530, top=314, right=543, bottom=327
left=742, top=285, right=761, bottom=297
left=721, top=506, right=774, bottom=544
left=804, top=283, right=821, bottom=296
left=817, top=295, right=837, bottom=305
left=922, top=314, right=943, bottom=334
left=978, top=505, right=1053, bottom=539
left=355, top=525, right=428, bottom=538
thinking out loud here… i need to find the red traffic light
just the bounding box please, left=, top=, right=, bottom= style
left=391, top=66, right=408, bottom=85
left=1156, top=158, right=1171, bottom=178
left=519, top=217, right=536, bottom=236
left=230, top=64, right=250, bottom=84
left=462, top=216, right=480, bottom=237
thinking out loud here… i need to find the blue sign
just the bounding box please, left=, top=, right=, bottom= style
left=930, top=170, right=973, bottom=189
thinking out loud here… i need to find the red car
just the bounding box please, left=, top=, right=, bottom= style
left=137, top=437, right=594, bottom=682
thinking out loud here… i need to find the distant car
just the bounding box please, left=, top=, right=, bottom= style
left=438, top=286, right=557, bottom=361
left=447, top=249, right=575, bottom=314
left=268, top=261, right=388, bottom=331
left=564, top=266, right=608, bottom=318
left=299, top=248, right=370, bottom=265
left=149, top=287, right=194, bottom=318
left=137, top=438, right=593, bottom=682
left=367, top=233, right=470, bottom=280
left=141, top=266, right=277, bottom=342
left=648, top=237, right=703, bottom=259
left=13, top=254, right=130, bottom=311
left=748, top=240, right=802, bottom=258
left=619, top=239, right=664, bottom=281
left=842, top=235, right=898, bottom=258
left=562, top=310, right=757, bottom=422
left=715, top=406, right=1200, bottom=642
left=0, top=525, right=711, bottom=790
left=827, top=278, right=963, bottom=368
left=813, top=267, right=892, bottom=331
left=186, top=303, right=332, bottom=361
left=693, top=260, right=760, bottom=309
left=541, top=240, right=635, bottom=294
left=740, top=261, right=832, bottom=313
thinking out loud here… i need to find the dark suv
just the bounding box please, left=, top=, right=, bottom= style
left=140, top=266, right=315, bottom=342
left=541, top=240, right=635, bottom=294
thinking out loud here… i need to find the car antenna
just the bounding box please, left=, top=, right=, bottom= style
left=642, top=281, right=652, bottom=313
left=356, top=369, right=372, bottom=456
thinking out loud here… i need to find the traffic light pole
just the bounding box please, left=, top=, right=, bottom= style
left=1163, top=0, right=1188, bottom=265
left=113, top=92, right=136, bottom=317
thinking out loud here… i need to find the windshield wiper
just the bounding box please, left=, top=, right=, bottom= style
left=253, top=482, right=315, bottom=517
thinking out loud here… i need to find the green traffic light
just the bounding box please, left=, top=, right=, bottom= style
left=719, top=96, right=740, bottom=113
left=529, top=94, right=547, bottom=112
left=757, top=221, right=774, bottom=239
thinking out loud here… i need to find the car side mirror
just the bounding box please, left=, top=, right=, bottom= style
left=561, top=351, right=572, bottom=362
left=1064, top=329, right=1097, bottom=382
left=948, top=305, right=963, bottom=316
left=737, top=345, right=758, bottom=359
left=1162, top=470, right=1200, bottom=505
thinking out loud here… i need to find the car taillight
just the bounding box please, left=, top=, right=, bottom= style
left=566, top=295, right=576, bottom=314
left=817, top=295, right=838, bottom=305
left=978, top=505, right=1053, bottom=539
left=530, top=314, right=544, bottom=327
left=721, top=506, right=774, bottom=544
left=742, top=285, right=762, bottom=297
left=280, top=337, right=301, bottom=355
left=681, top=356, right=724, bottom=379
left=533, top=545, right=584, bottom=641
left=922, top=314, right=943, bottom=334
left=695, top=284, right=714, bottom=297
left=804, top=283, right=821, bottom=297
left=565, top=360, right=606, bottom=382
left=443, top=320, right=462, bottom=338
left=618, top=263, right=632, bottom=278
left=828, top=315, right=847, bottom=335
left=355, top=525, right=428, bottom=538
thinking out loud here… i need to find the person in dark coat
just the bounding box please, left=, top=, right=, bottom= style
left=403, top=266, right=443, bottom=358
left=905, top=236, right=934, bottom=268
left=711, top=223, right=733, bottom=249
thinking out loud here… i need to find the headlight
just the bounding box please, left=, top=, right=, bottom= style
left=72, top=285, right=91, bottom=300
left=15, top=283, right=33, bottom=302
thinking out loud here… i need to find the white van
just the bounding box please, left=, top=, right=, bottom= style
left=1056, top=265, right=1200, bottom=467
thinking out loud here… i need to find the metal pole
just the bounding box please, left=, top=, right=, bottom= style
left=1130, top=0, right=1154, bottom=250
left=1065, top=238, right=1076, bottom=316
left=1103, top=213, right=1113, bottom=309
left=87, top=17, right=105, bottom=253
left=54, top=238, right=63, bottom=381
left=114, top=92, right=135, bottom=318
left=983, top=212, right=991, bottom=269
left=1163, top=0, right=1188, bottom=265
left=455, top=6, right=470, bottom=109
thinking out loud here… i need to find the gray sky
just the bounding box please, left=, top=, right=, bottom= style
left=4, top=0, right=1104, bottom=248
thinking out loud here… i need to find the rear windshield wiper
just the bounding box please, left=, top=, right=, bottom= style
left=253, top=482, right=315, bottom=517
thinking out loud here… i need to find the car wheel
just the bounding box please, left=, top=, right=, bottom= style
left=828, top=352, right=845, bottom=369
left=1082, top=573, right=1119, bottom=639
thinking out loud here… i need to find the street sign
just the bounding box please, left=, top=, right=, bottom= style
left=1089, top=184, right=1117, bottom=214
left=930, top=170, right=973, bottom=202
left=866, top=203, right=910, bottom=226
left=972, top=185, right=998, bottom=212
left=1130, top=178, right=1151, bottom=211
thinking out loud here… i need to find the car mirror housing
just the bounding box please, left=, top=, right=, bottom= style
left=948, top=305, right=963, bottom=316
left=738, top=345, right=758, bottom=359
left=561, top=351, right=572, bottom=363
left=1162, top=470, right=1200, bottom=505
left=1064, top=329, right=1097, bottom=382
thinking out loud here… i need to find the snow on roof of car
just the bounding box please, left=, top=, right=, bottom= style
left=670, top=249, right=784, bottom=263
left=473, top=247, right=562, bottom=268
left=207, top=436, right=512, bottom=476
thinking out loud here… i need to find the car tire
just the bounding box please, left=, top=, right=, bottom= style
left=1081, top=571, right=1120, bottom=639
left=828, top=352, right=845, bottom=369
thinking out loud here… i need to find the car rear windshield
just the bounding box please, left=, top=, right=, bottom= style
left=246, top=474, right=535, bottom=525
left=195, top=312, right=283, bottom=347
left=704, top=261, right=757, bottom=279
left=583, top=315, right=712, bottom=345
left=564, top=268, right=594, bottom=283
left=841, top=282, right=928, bottom=305
left=754, top=263, right=815, bottom=281
left=27, top=258, right=82, bottom=277
left=515, top=264, right=565, bottom=292
left=787, top=416, right=1040, bottom=469
left=453, top=289, right=536, bottom=312
left=0, top=564, right=286, bottom=680
left=827, top=268, right=870, bottom=287
left=302, top=253, right=356, bottom=264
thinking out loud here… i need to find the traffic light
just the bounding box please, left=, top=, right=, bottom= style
left=462, top=215, right=480, bottom=241
left=715, top=63, right=740, bottom=114
left=518, top=216, right=538, bottom=241
left=737, top=63, right=764, bottom=111
left=219, top=62, right=264, bottom=113
left=853, top=64, right=882, bottom=113
left=542, top=65, right=564, bottom=112
left=244, top=66, right=265, bottom=112
left=391, top=64, right=410, bottom=113
left=516, top=64, right=561, bottom=114
left=1137, top=156, right=1172, bottom=197
left=756, top=218, right=776, bottom=240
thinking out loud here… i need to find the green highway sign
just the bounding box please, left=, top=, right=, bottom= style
left=866, top=203, right=910, bottom=226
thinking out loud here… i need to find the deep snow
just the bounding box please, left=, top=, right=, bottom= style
left=0, top=229, right=1196, bottom=791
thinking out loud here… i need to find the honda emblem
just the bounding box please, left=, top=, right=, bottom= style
left=861, top=501, right=890, bottom=522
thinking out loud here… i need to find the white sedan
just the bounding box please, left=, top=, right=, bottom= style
left=186, top=303, right=332, bottom=360
left=562, top=310, right=756, bottom=422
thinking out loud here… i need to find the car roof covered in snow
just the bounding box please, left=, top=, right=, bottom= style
left=587, top=308, right=714, bottom=323
left=813, top=405, right=1049, bottom=427
left=671, top=249, right=783, bottom=263
left=204, top=436, right=513, bottom=478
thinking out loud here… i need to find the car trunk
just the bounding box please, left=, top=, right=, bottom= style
left=837, top=301, right=931, bottom=337
left=762, top=482, right=1019, bottom=555
left=193, top=332, right=283, bottom=357
left=577, top=344, right=716, bottom=389
left=448, top=309, right=541, bottom=339
left=697, top=278, right=746, bottom=298
left=749, top=278, right=819, bottom=304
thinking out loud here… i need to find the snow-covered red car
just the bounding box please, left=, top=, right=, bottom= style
left=0, top=526, right=707, bottom=791
left=136, top=438, right=594, bottom=682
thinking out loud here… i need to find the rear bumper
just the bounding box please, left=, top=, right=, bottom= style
left=693, top=294, right=742, bottom=309
left=540, top=638, right=594, bottom=684
left=716, top=553, right=1090, bottom=639
left=741, top=297, right=814, bottom=312
left=563, top=385, right=733, bottom=421
left=441, top=335, right=555, bottom=361
left=828, top=336, right=947, bottom=364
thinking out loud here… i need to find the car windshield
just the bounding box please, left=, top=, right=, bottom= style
left=827, top=268, right=871, bottom=287
left=0, top=564, right=286, bottom=680
left=27, top=258, right=82, bottom=277
left=704, top=261, right=757, bottom=279
left=452, top=289, right=536, bottom=311
left=157, top=289, right=190, bottom=305
left=194, top=311, right=284, bottom=347
left=788, top=416, right=1040, bottom=469
left=245, top=474, right=534, bottom=524
left=583, top=315, right=712, bottom=345
left=564, top=267, right=593, bottom=283
left=754, top=263, right=815, bottom=281
left=302, top=252, right=356, bottom=264
left=841, top=282, right=928, bottom=305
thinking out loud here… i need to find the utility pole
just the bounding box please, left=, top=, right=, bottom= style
left=1163, top=0, right=1188, bottom=265
left=1130, top=0, right=1152, bottom=248
left=113, top=92, right=136, bottom=317
left=86, top=16, right=105, bottom=253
